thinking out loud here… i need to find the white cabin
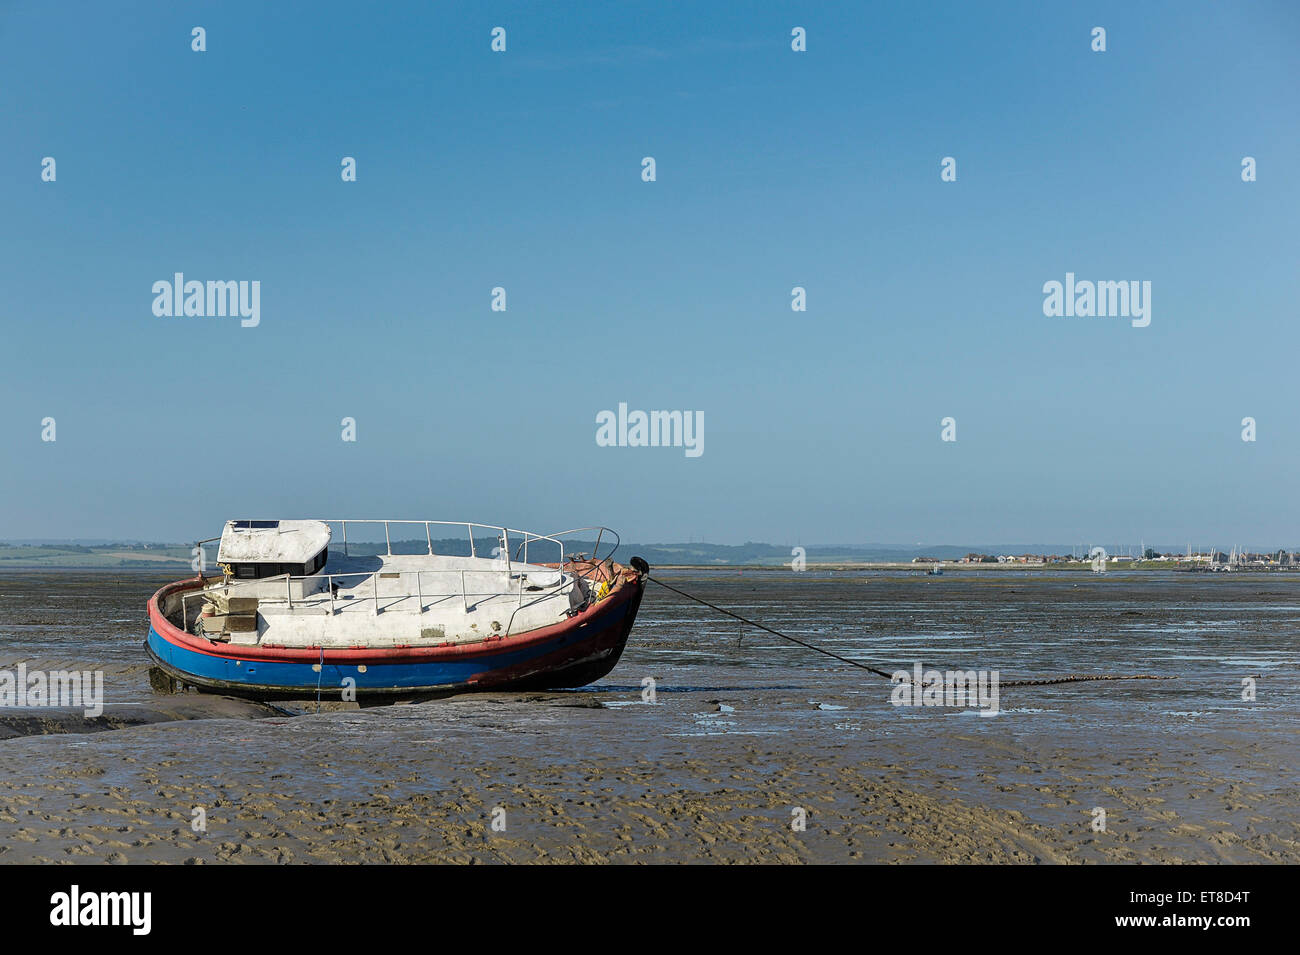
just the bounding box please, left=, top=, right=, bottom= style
left=217, top=519, right=331, bottom=579
left=186, top=519, right=610, bottom=650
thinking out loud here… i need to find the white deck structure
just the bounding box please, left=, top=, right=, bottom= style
left=184, top=520, right=618, bottom=649
left=217, top=519, right=331, bottom=565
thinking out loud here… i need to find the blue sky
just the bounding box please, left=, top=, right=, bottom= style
left=2, top=1, right=1297, bottom=547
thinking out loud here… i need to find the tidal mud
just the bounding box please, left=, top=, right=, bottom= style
left=0, top=569, right=1295, bottom=863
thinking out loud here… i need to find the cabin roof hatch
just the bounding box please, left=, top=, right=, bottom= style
left=217, top=520, right=331, bottom=564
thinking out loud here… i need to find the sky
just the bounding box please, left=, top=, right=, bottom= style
left=1, top=1, right=1298, bottom=548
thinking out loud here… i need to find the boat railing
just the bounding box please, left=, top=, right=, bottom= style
left=519, top=526, right=621, bottom=577
left=194, top=520, right=598, bottom=575
left=180, top=565, right=581, bottom=631
left=180, top=521, right=623, bottom=634
left=320, top=519, right=573, bottom=572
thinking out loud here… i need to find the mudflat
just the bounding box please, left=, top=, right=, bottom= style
left=0, top=569, right=1295, bottom=863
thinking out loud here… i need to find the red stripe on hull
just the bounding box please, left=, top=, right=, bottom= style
left=148, top=562, right=644, bottom=667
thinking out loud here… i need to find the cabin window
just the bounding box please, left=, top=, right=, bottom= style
left=227, top=549, right=326, bottom=579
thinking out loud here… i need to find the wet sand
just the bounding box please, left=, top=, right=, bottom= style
left=0, top=698, right=285, bottom=740
left=0, top=569, right=1296, bottom=863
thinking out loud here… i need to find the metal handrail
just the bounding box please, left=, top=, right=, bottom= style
left=181, top=564, right=577, bottom=630
left=518, top=526, right=621, bottom=577
left=179, top=521, right=620, bottom=635
left=318, top=519, right=569, bottom=573
left=543, top=526, right=621, bottom=562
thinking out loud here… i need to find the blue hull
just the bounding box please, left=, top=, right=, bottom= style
left=145, top=583, right=641, bottom=699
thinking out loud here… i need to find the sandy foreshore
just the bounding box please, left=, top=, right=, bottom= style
left=0, top=688, right=1294, bottom=864
left=0, top=569, right=1296, bottom=863
left=0, top=698, right=285, bottom=740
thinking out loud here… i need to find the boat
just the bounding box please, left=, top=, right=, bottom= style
left=145, top=519, right=648, bottom=701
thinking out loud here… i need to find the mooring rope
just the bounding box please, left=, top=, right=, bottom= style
left=646, top=576, right=1174, bottom=687
left=648, top=576, right=896, bottom=678
left=315, top=646, right=324, bottom=713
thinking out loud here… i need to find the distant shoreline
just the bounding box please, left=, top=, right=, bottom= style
left=5, top=541, right=1293, bottom=574
left=5, top=561, right=1298, bottom=575
left=655, top=562, right=1300, bottom=573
